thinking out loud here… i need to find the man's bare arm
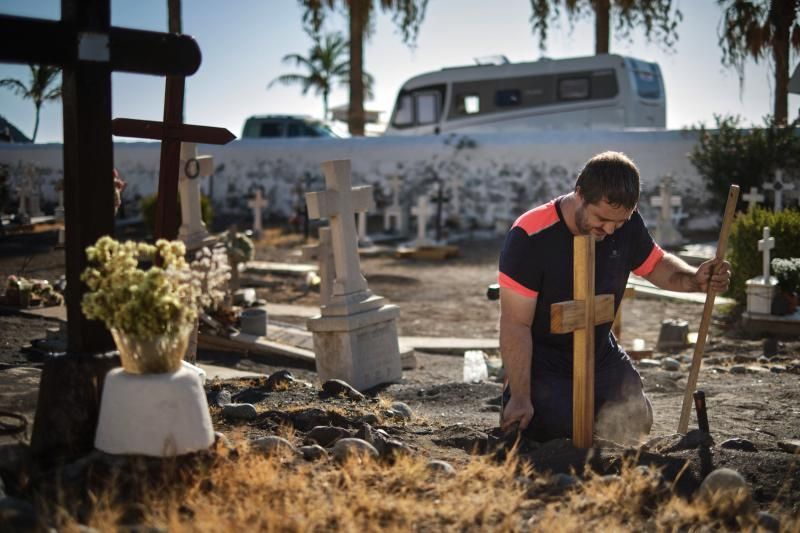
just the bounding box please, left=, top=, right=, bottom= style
left=499, top=287, right=536, bottom=431
left=643, top=253, right=731, bottom=293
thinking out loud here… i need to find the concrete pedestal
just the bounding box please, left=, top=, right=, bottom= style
left=746, top=276, right=778, bottom=315
left=307, top=304, right=402, bottom=391
left=95, top=366, right=214, bottom=456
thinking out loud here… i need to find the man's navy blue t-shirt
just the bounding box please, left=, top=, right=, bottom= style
left=498, top=196, right=664, bottom=374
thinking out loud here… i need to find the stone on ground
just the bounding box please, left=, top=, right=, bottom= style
left=697, top=468, right=752, bottom=518
left=306, top=426, right=352, bottom=447
left=222, top=403, right=258, bottom=421
left=251, top=436, right=297, bottom=456
left=426, top=459, right=456, bottom=476
left=299, top=444, right=328, bottom=461
left=321, top=379, right=365, bottom=400
left=332, top=438, right=379, bottom=463
left=390, top=401, right=413, bottom=420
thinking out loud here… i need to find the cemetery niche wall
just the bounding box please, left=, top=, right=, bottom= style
left=0, top=129, right=720, bottom=234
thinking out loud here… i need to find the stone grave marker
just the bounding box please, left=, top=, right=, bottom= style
left=356, top=188, right=375, bottom=247
left=383, top=175, right=406, bottom=234
left=302, top=226, right=334, bottom=306
left=746, top=226, right=778, bottom=314
left=411, top=195, right=434, bottom=247
left=248, top=188, right=268, bottom=237
left=742, top=186, right=764, bottom=212
left=305, top=159, right=402, bottom=391
left=763, top=170, right=795, bottom=212
left=24, top=164, right=43, bottom=218
left=177, top=142, right=213, bottom=249
left=650, top=175, right=683, bottom=247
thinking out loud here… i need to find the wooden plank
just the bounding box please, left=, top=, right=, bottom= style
left=198, top=332, right=316, bottom=365
left=111, top=119, right=236, bottom=144
left=550, top=294, right=614, bottom=333
left=678, top=184, right=740, bottom=433
left=572, top=235, right=595, bottom=449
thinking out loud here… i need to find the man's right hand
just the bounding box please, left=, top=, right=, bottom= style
left=501, top=394, right=534, bottom=433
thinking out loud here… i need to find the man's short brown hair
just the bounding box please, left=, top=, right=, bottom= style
left=575, top=151, right=640, bottom=210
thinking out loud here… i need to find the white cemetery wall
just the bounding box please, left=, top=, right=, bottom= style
left=0, top=130, right=716, bottom=230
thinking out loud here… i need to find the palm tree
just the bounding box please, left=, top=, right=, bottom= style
left=269, top=32, right=374, bottom=120
left=718, top=0, right=800, bottom=125
left=299, top=0, right=428, bottom=136
left=528, top=0, right=682, bottom=55
left=0, top=64, right=62, bottom=143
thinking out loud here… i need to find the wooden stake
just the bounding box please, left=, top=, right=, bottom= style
left=550, top=236, right=615, bottom=448
left=677, top=185, right=740, bottom=433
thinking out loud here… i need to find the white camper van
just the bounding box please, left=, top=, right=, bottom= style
left=383, top=55, right=665, bottom=135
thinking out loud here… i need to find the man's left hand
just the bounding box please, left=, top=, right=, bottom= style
left=694, top=258, right=731, bottom=293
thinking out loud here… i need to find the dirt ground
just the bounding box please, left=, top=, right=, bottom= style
left=1, top=226, right=799, bottom=521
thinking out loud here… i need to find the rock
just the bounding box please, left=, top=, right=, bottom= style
left=697, top=468, right=752, bottom=518
left=756, top=510, right=781, bottom=532
left=383, top=409, right=399, bottom=419
left=222, top=403, right=258, bottom=421
left=661, top=357, right=681, bottom=371
left=213, top=432, right=235, bottom=453
left=381, top=438, right=413, bottom=460
left=321, top=379, right=365, bottom=401
left=677, top=354, right=693, bottom=364
left=232, top=389, right=268, bottom=404
left=426, top=460, right=456, bottom=476
left=266, top=370, right=295, bottom=390
left=763, top=337, right=779, bottom=357
left=770, top=365, right=786, bottom=373
left=331, top=438, right=379, bottom=463
left=0, top=496, right=38, bottom=531
left=710, top=366, right=728, bottom=374
left=292, top=408, right=331, bottom=431
left=299, top=444, right=328, bottom=461
left=355, top=423, right=374, bottom=445
left=208, top=389, right=232, bottom=407
left=704, top=356, right=729, bottom=365
left=745, top=365, right=769, bottom=374
left=777, top=439, right=800, bottom=454
left=251, top=436, right=297, bottom=456
left=656, top=319, right=689, bottom=350
left=637, top=359, right=661, bottom=368
left=757, top=355, right=770, bottom=364
left=390, top=402, right=413, bottom=420
left=306, top=426, right=352, bottom=447
left=730, top=365, right=747, bottom=374
left=720, top=438, right=757, bottom=452
left=552, top=473, right=579, bottom=490
left=643, top=430, right=714, bottom=453
left=356, top=413, right=380, bottom=426
left=734, top=353, right=758, bottom=364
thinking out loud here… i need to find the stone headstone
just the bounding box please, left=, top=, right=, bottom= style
left=302, top=226, right=334, bottom=306
left=356, top=207, right=374, bottom=248
left=177, top=142, right=214, bottom=249
left=305, top=160, right=402, bottom=391
left=411, top=195, right=434, bottom=246
left=650, top=175, right=683, bottom=247
left=248, top=189, right=268, bottom=236
left=656, top=319, right=689, bottom=350
left=763, top=170, right=795, bottom=212
left=746, top=226, right=778, bottom=314
left=383, top=175, right=407, bottom=234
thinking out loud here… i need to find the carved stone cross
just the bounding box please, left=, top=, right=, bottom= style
left=247, top=189, right=268, bottom=234
left=305, top=159, right=375, bottom=303
left=302, top=227, right=334, bottom=306
left=550, top=235, right=616, bottom=449
left=763, top=171, right=795, bottom=212
left=383, top=176, right=405, bottom=233
left=411, top=195, right=433, bottom=246
left=742, top=186, right=764, bottom=212
left=177, top=142, right=213, bottom=248
left=758, top=226, right=776, bottom=282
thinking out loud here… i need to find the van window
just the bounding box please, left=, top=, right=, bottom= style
left=393, top=95, right=414, bottom=126
left=558, top=78, right=590, bottom=100
left=416, top=93, right=439, bottom=124
left=591, top=70, right=619, bottom=99
left=259, top=122, right=284, bottom=137
left=457, top=94, right=481, bottom=115
left=495, top=89, right=521, bottom=107
left=628, top=59, right=661, bottom=99
left=287, top=122, right=319, bottom=137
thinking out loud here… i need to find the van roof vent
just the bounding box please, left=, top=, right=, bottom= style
left=473, top=55, right=510, bottom=65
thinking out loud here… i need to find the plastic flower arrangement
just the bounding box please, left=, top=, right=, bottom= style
left=190, top=245, right=231, bottom=312
left=81, top=237, right=200, bottom=339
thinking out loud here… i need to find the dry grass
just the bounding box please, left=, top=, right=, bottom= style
left=37, top=441, right=799, bottom=532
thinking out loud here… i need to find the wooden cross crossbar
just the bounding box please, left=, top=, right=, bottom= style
left=550, top=235, right=615, bottom=449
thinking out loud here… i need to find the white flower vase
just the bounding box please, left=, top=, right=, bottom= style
left=95, top=323, right=214, bottom=456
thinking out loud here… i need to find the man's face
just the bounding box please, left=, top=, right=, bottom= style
left=574, top=195, right=635, bottom=241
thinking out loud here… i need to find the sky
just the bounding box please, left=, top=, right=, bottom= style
left=1, top=0, right=797, bottom=144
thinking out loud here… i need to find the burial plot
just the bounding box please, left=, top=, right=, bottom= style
left=305, top=160, right=402, bottom=391
left=1, top=1, right=207, bottom=458
left=745, top=226, right=778, bottom=315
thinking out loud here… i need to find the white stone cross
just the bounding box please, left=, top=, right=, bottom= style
left=650, top=176, right=683, bottom=246
left=758, top=226, right=776, bottom=283
left=302, top=227, right=334, bottom=306
left=411, top=195, right=434, bottom=246
left=763, top=170, right=795, bottom=212
left=356, top=210, right=374, bottom=248
left=248, top=189, right=269, bottom=235
left=305, top=159, right=374, bottom=299
left=383, top=176, right=406, bottom=233
left=742, top=186, right=764, bottom=212
left=178, top=142, right=214, bottom=248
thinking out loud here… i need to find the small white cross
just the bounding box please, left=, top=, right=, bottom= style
left=248, top=189, right=269, bottom=233
left=758, top=226, right=776, bottom=282
left=741, top=186, right=764, bottom=212
left=410, top=195, right=433, bottom=246
left=763, top=170, right=796, bottom=212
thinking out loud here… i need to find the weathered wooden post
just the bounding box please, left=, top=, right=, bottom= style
left=550, top=235, right=615, bottom=448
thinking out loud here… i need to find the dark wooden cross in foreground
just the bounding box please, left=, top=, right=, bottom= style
left=550, top=235, right=615, bottom=449
left=0, top=0, right=201, bottom=459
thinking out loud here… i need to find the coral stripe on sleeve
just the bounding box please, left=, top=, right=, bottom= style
left=632, top=244, right=665, bottom=276
left=512, top=201, right=559, bottom=236
left=497, top=272, right=538, bottom=298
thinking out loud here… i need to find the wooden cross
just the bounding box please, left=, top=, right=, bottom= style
left=1, top=3, right=201, bottom=352
left=758, top=226, right=776, bottom=282
left=247, top=189, right=268, bottom=234
left=742, top=186, right=764, bottom=212
left=305, top=160, right=374, bottom=300
left=763, top=170, right=795, bottom=212
left=550, top=235, right=616, bottom=449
